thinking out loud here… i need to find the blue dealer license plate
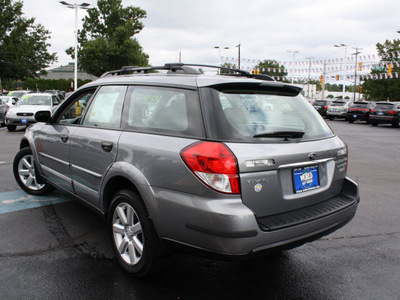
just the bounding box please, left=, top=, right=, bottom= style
left=20, top=119, right=29, bottom=124
left=293, top=165, right=320, bottom=194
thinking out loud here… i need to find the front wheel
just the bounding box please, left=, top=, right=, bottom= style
left=13, top=147, right=53, bottom=195
left=109, top=189, right=165, bottom=277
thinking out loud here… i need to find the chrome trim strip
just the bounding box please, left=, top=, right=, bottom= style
left=278, top=158, right=333, bottom=169
left=71, top=163, right=102, bottom=178
left=39, top=152, right=69, bottom=166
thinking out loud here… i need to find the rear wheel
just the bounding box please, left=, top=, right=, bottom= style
left=109, top=189, right=165, bottom=277
left=7, top=125, right=16, bottom=131
left=13, top=147, right=53, bottom=195
left=372, top=122, right=378, bottom=127
left=392, top=121, right=399, bottom=128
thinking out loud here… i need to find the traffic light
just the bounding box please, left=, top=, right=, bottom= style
left=388, top=63, right=392, bottom=76
left=359, top=86, right=362, bottom=93
left=319, top=75, right=323, bottom=85
left=336, top=74, right=339, bottom=80
left=358, top=62, right=362, bottom=71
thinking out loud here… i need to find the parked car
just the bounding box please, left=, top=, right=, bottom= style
left=313, top=99, right=333, bottom=117
left=326, top=100, right=352, bottom=120
left=13, top=63, right=360, bottom=277
left=5, top=93, right=61, bottom=131
left=369, top=102, right=400, bottom=127
left=0, top=96, right=19, bottom=127
left=347, top=101, right=375, bottom=123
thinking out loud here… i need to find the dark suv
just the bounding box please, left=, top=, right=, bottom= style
left=312, top=99, right=332, bottom=117
left=347, top=101, right=375, bottom=123
left=369, top=102, right=400, bottom=127
left=13, top=64, right=360, bottom=276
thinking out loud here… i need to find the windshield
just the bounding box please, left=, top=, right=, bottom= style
left=202, top=87, right=333, bottom=142
left=17, top=95, right=51, bottom=106
left=8, top=91, right=26, bottom=98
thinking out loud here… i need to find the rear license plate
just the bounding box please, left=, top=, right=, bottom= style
left=20, top=119, right=29, bottom=124
left=353, top=114, right=357, bottom=118
left=293, top=165, right=320, bottom=194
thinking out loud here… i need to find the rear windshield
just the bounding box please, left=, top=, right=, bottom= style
left=330, top=102, right=346, bottom=107
left=200, top=87, right=333, bottom=142
left=314, top=100, right=328, bottom=105
left=375, top=103, right=395, bottom=110
left=350, top=103, right=369, bottom=108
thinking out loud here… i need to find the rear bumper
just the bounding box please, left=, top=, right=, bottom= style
left=151, top=176, right=359, bottom=256
left=327, top=111, right=347, bottom=117
left=369, top=115, right=397, bottom=124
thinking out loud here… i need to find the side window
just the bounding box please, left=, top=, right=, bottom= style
left=126, top=86, right=189, bottom=132
left=82, top=86, right=127, bottom=128
left=57, top=90, right=95, bottom=125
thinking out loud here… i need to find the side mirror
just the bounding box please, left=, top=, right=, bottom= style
left=35, top=110, right=51, bottom=123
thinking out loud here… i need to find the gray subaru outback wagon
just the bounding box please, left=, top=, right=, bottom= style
left=13, top=63, right=359, bottom=276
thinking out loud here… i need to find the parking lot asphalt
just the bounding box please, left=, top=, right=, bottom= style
left=0, top=121, right=399, bottom=300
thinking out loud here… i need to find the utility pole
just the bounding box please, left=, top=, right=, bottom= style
left=236, top=42, right=241, bottom=69
left=321, top=62, right=326, bottom=100
left=287, top=50, right=299, bottom=84
left=352, top=47, right=363, bottom=101
left=306, top=57, right=314, bottom=99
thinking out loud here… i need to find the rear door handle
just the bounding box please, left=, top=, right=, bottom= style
left=101, top=141, right=113, bottom=152
left=61, top=135, right=69, bottom=143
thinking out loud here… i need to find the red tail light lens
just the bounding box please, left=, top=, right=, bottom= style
left=387, top=110, right=396, bottom=115
left=180, top=141, right=240, bottom=194
left=324, top=105, right=328, bottom=110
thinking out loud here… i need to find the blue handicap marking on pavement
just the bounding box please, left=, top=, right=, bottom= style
left=0, top=190, right=72, bottom=214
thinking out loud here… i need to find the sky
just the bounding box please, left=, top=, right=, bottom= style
left=21, top=0, right=400, bottom=81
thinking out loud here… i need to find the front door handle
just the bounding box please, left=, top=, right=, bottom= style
left=61, top=135, right=69, bottom=143
left=101, top=141, right=113, bottom=152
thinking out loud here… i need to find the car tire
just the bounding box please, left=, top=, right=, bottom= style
left=348, top=119, right=354, bottom=123
left=328, top=116, right=334, bottom=121
left=13, top=147, right=54, bottom=195
left=372, top=122, right=378, bottom=127
left=392, top=121, right=399, bottom=128
left=109, top=189, right=165, bottom=277
left=7, top=125, right=16, bottom=131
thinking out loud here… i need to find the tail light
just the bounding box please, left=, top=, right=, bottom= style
left=370, top=109, right=375, bottom=114
left=180, top=141, right=240, bottom=194
left=324, top=105, right=328, bottom=110
left=387, top=110, right=396, bottom=115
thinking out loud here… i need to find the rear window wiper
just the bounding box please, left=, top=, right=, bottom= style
left=253, top=131, right=305, bottom=138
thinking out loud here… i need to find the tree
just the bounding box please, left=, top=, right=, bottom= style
left=255, top=60, right=288, bottom=80
left=69, top=0, right=149, bottom=77
left=0, top=0, right=56, bottom=81
left=362, top=39, right=400, bottom=101
left=220, top=62, right=238, bottom=74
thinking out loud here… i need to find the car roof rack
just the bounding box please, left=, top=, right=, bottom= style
left=100, top=63, right=275, bottom=81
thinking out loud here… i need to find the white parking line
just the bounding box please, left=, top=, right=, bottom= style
left=0, top=161, right=6, bottom=164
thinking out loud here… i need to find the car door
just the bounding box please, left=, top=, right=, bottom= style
left=68, top=85, right=127, bottom=208
left=34, top=89, right=96, bottom=192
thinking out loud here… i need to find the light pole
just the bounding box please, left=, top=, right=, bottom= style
left=352, top=47, right=362, bottom=101
left=287, top=50, right=299, bottom=84
left=236, top=42, right=241, bottom=69
left=334, top=43, right=348, bottom=94
left=214, top=46, right=229, bottom=73
left=60, top=1, right=90, bottom=91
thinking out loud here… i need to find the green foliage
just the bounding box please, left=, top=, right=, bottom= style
left=220, top=63, right=238, bottom=74
left=70, top=0, right=149, bottom=77
left=23, top=78, right=92, bottom=92
left=0, top=0, right=56, bottom=80
left=327, top=94, right=334, bottom=99
left=325, top=83, right=344, bottom=92
left=362, top=39, right=400, bottom=101
left=256, top=60, right=287, bottom=79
